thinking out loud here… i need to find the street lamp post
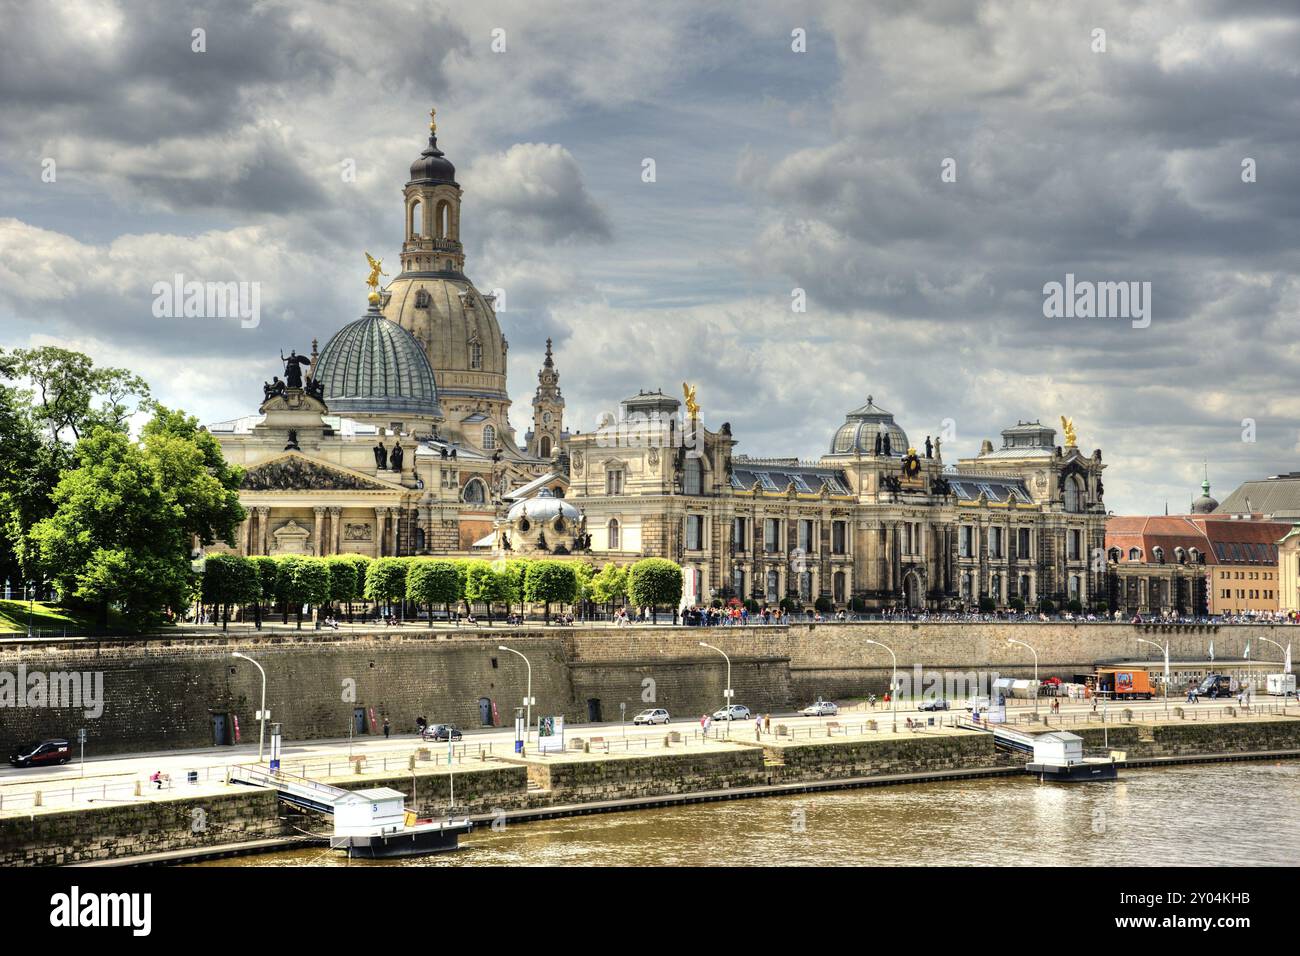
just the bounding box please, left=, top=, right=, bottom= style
left=231, top=652, right=268, bottom=762
left=699, top=642, right=732, bottom=737
left=1006, top=638, right=1040, bottom=716
left=1256, top=636, right=1291, bottom=711
left=498, top=645, right=534, bottom=743
left=1134, top=637, right=1169, bottom=718
left=865, top=639, right=898, bottom=733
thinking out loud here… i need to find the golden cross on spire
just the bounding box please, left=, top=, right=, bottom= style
left=429, top=107, right=437, bottom=133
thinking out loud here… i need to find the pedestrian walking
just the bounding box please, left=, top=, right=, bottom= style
left=755, top=715, right=762, bottom=737
left=382, top=716, right=391, bottom=739
left=764, top=713, right=771, bottom=734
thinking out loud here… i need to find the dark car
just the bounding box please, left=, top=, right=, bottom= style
left=918, top=699, right=951, bottom=711
left=9, top=739, right=71, bottom=768
left=420, top=724, right=463, bottom=742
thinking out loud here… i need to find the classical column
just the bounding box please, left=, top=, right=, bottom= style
left=331, top=507, right=342, bottom=554
left=374, top=507, right=388, bottom=557
left=240, top=517, right=251, bottom=557
left=390, top=507, right=400, bottom=555
left=312, top=506, right=325, bottom=557
left=257, top=507, right=270, bottom=555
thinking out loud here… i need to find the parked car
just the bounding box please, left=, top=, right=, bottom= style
left=800, top=700, right=838, bottom=716
left=918, top=699, right=950, bottom=711
left=420, top=724, right=462, bottom=742
left=9, top=739, right=70, bottom=768
left=632, top=708, right=671, bottom=725
left=712, top=704, right=751, bottom=721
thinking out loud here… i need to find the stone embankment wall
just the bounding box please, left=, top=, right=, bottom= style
left=0, top=788, right=281, bottom=867
left=0, top=621, right=1286, bottom=755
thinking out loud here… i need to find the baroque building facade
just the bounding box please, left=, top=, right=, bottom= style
left=207, top=110, right=1110, bottom=612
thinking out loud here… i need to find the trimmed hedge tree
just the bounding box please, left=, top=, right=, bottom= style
left=627, top=557, right=683, bottom=624
left=406, top=559, right=461, bottom=626
left=365, top=557, right=408, bottom=621
left=524, top=560, right=577, bottom=623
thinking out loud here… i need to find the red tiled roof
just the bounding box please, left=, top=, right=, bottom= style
left=1104, top=514, right=1292, bottom=566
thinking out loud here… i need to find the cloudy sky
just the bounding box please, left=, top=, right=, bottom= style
left=2, top=0, right=1298, bottom=515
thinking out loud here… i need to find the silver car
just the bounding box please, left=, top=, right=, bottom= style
left=800, top=700, right=838, bottom=716
left=632, top=708, right=671, bottom=725
left=712, top=704, right=751, bottom=721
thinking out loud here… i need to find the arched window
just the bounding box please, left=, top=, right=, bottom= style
left=414, top=527, right=426, bottom=551
left=1189, top=547, right=1202, bottom=563
left=1108, top=547, right=1121, bottom=563
left=470, top=341, right=483, bottom=370
left=436, top=200, right=450, bottom=239
left=607, top=519, right=620, bottom=549
left=1174, top=547, right=1186, bottom=563
left=1069, top=575, right=1081, bottom=600
left=733, top=567, right=745, bottom=597
left=410, top=199, right=422, bottom=238
left=482, top=425, right=496, bottom=450
left=539, top=436, right=552, bottom=458
left=990, top=573, right=1001, bottom=603
left=463, top=478, right=487, bottom=504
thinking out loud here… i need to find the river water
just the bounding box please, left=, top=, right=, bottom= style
left=199, top=762, right=1299, bottom=867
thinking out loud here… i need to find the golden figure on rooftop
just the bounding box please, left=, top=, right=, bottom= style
left=682, top=382, right=699, bottom=419
left=1060, top=415, right=1078, bottom=447
left=364, top=252, right=388, bottom=302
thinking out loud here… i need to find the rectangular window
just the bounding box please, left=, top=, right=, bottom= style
left=765, top=518, right=781, bottom=553
left=798, top=519, right=814, bottom=553
left=832, top=521, right=847, bottom=555
left=606, top=469, right=624, bottom=495
left=990, top=526, right=1003, bottom=559
left=1017, top=527, right=1031, bottom=559
left=732, top=517, right=747, bottom=552
left=686, top=515, right=704, bottom=551
left=1067, top=530, right=1081, bottom=561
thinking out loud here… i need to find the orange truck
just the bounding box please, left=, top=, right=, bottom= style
left=1094, top=668, right=1155, bottom=700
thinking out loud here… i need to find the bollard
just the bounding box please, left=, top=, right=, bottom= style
left=34, top=791, right=42, bottom=807
left=134, top=781, right=141, bottom=797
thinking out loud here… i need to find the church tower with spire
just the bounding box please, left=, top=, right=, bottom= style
left=528, top=338, right=565, bottom=460
left=380, top=108, right=514, bottom=454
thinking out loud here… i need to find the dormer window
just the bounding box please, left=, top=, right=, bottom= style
left=482, top=424, right=496, bottom=450
left=414, top=289, right=430, bottom=308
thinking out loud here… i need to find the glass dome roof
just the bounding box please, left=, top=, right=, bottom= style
left=827, top=396, right=910, bottom=457
left=314, top=304, right=443, bottom=420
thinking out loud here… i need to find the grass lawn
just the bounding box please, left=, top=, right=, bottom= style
left=0, top=599, right=95, bottom=633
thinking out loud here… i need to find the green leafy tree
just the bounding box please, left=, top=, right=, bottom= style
left=343, top=554, right=372, bottom=622
left=524, top=560, right=577, bottom=623
left=627, top=557, right=683, bottom=624
left=365, top=557, right=409, bottom=621
left=407, top=559, right=461, bottom=626
left=464, top=559, right=512, bottom=624
left=31, top=405, right=243, bottom=630
left=325, top=556, right=359, bottom=617
left=572, top=561, right=597, bottom=620
left=8, top=346, right=150, bottom=443
left=501, top=559, right=529, bottom=620
left=591, top=562, right=628, bottom=611
left=201, top=553, right=258, bottom=631
left=251, top=555, right=279, bottom=629
left=275, top=555, right=329, bottom=629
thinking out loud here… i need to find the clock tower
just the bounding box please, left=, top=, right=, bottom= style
left=528, top=338, right=565, bottom=460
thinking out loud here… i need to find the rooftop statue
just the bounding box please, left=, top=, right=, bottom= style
left=1060, top=415, right=1078, bottom=447
left=280, top=350, right=311, bottom=389
left=682, top=382, right=699, bottom=419
left=365, top=252, right=389, bottom=301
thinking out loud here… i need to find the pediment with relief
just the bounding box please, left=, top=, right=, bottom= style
left=240, top=453, right=399, bottom=492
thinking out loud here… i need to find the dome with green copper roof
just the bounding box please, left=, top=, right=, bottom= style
left=314, top=303, right=443, bottom=421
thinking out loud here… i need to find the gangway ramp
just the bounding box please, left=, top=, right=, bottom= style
left=229, top=766, right=349, bottom=815
left=957, top=718, right=1036, bottom=755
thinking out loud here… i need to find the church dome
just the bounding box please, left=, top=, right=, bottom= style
left=828, top=396, right=910, bottom=457
left=1191, top=477, right=1218, bottom=514
left=409, top=133, right=457, bottom=186
left=506, top=489, right=582, bottom=526
left=314, top=304, right=443, bottom=421
left=382, top=276, right=506, bottom=400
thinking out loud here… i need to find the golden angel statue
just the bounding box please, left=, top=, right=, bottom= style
left=364, top=252, right=389, bottom=292
left=1060, top=416, right=1078, bottom=447
left=682, top=382, right=700, bottom=419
